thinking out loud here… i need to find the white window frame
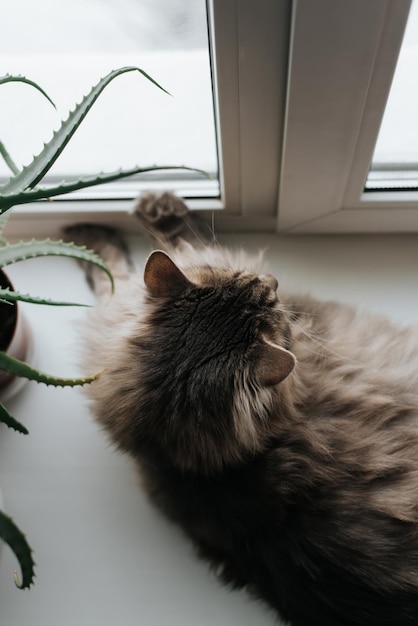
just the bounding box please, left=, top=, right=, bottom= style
left=279, top=0, right=416, bottom=233
left=5, top=0, right=416, bottom=238
left=208, top=0, right=291, bottom=232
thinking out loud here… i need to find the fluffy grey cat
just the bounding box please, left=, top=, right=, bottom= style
left=66, top=192, right=418, bottom=626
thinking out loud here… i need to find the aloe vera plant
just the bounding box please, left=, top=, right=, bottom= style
left=0, top=67, right=194, bottom=589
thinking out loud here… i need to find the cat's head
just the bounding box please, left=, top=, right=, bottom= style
left=135, top=250, right=296, bottom=473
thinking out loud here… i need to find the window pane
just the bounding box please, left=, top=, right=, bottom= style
left=367, top=0, right=418, bottom=190
left=0, top=0, right=218, bottom=194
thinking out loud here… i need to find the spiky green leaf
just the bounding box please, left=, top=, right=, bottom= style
left=0, top=141, right=19, bottom=176
left=0, top=74, right=56, bottom=109
left=0, top=350, right=100, bottom=386
left=0, top=509, right=35, bottom=589
left=0, top=287, right=90, bottom=307
left=0, top=165, right=207, bottom=212
left=0, top=67, right=169, bottom=199
left=0, top=402, right=29, bottom=434
left=0, top=239, right=113, bottom=290
left=0, top=210, right=10, bottom=244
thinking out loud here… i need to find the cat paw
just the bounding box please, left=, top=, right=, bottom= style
left=133, top=191, right=213, bottom=248
left=134, top=191, right=188, bottom=225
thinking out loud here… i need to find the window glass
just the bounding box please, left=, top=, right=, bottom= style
left=0, top=0, right=218, bottom=193
left=367, top=0, right=418, bottom=190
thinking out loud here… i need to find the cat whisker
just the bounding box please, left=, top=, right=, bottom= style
left=291, top=319, right=370, bottom=367
left=179, top=215, right=205, bottom=247
left=282, top=308, right=314, bottom=317
left=211, top=210, right=218, bottom=247
left=178, top=213, right=218, bottom=249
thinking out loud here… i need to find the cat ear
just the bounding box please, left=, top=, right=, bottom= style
left=144, top=250, right=193, bottom=298
left=258, top=340, right=296, bottom=386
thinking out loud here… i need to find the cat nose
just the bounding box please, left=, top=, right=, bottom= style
left=261, top=274, right=278, bottom=291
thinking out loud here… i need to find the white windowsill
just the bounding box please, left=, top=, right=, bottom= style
left=0, top=232, right=417, bottom=625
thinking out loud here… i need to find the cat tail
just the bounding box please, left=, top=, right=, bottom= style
left=62, top=224, right=133, bottom=298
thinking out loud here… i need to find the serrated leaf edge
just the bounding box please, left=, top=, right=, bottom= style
left=0, top=509, right=36, bottom=589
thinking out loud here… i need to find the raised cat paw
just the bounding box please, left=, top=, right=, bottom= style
left=134, top=191, right=189, bottom=225
left=133, top=191, right=213, bottom=248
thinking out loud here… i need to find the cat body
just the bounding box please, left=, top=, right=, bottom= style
left=67, top=193, right=418, bottom=625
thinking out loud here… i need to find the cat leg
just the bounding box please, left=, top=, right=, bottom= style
left=133, top=191, right=214, bottom=251
left=63, top=224, right=132, bottom=298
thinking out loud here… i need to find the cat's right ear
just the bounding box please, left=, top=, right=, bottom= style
left=144, top=250, right=193, bottom=298
left=258, top=340, right=296, bottom=386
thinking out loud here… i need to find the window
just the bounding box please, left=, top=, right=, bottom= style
left=279, top=0, right=417, bottom=233
left=367, top=0, right=418, bottom=191
left=1, top=0, right=218, bottom=203
left=2, top=0, right=417, bottom=236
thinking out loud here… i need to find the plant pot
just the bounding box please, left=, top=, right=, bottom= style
left=0, top=269, right=34, bottom=402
